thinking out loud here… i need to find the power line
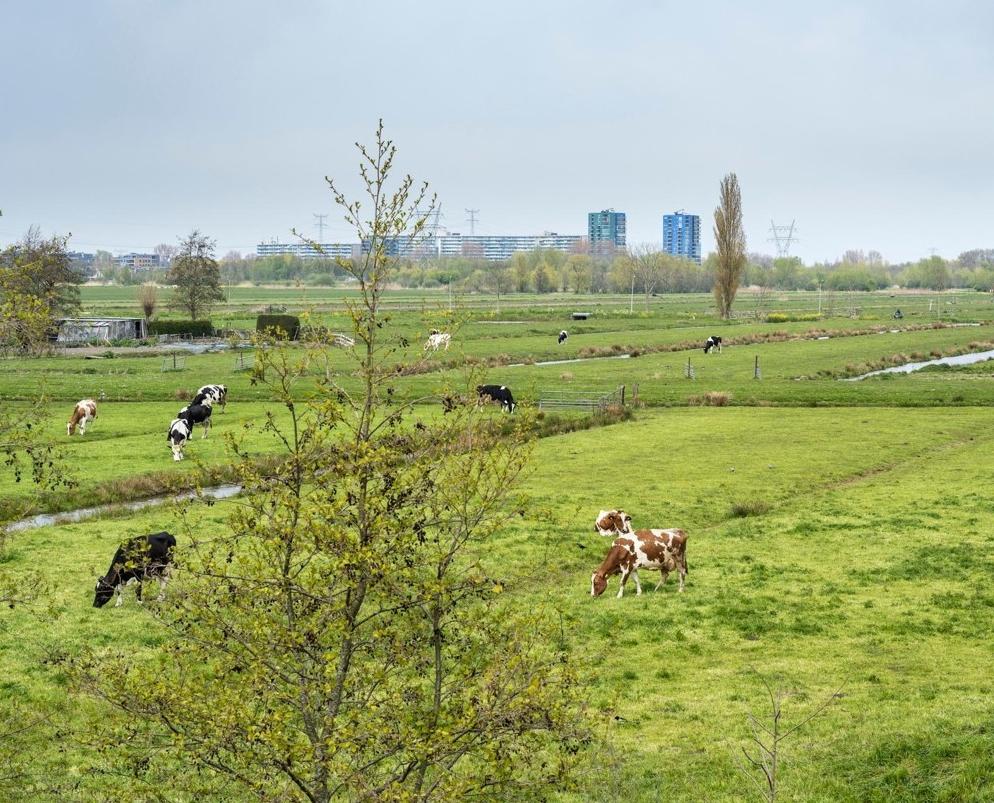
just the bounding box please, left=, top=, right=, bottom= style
left=313, top=213, right=329, bottom=243
left=465, top=208, right=479, bottom=235
left=768, top=219, right=798, bottom=258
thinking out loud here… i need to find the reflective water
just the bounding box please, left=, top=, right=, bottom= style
left=508, top=354, right=633, bottom=368
left=4, top=484, right=243, bottom=534
left=844, top=349, right=994, bottom=381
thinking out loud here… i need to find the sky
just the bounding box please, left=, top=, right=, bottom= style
left=2, top=0, right=992, bottom=264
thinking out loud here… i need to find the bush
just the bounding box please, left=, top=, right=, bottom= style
left=688, top=391, right=731, bottom=406
left=149, top=320, right=215, bottom=337
left=256, top=314, right=300, bottom=340
left=729, top=499, right=772, bottom=518
left=766, top=312, right=821, bottom=323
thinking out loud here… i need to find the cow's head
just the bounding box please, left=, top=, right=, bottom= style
left=590, top=572, right=608, bottom=597
left=67, top=420, right=76, bottom=436
left=93, top=577, right=115, bottom=608
left=594, top=509, right=632, bottom=536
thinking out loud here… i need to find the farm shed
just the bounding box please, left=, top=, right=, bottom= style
left=56, top=317, right=147, bottom=343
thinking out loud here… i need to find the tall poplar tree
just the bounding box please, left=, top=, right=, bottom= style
left=713, top=173, right=747, bottom=319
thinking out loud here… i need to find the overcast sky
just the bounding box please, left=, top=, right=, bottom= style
left=2, top=1, right=992, bottom=263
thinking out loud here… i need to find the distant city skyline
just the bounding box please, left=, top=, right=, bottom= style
left=3, top=2, right=994, bottom=264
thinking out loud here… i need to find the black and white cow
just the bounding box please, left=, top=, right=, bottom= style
left=193, top=384, right=227, bottom=412
left=178, top=399, right=213, bottom=439
left=704, top=335, right=722, bottom=354
left=93, top=532, right=176, bottom=608
left=477, top=384, right=516, bottom=413
left=558, top=330, right=569, bottom=345
left=167, top=417, right=191, bottom=461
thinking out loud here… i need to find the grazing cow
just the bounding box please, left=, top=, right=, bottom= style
left=558, top=330, right=569, bottom=345
left=704, top=335, right=722, bottom=354
left=594, top=509, right=632, bottom=536
left=476, top=384, right=515, bottom=413
left=424, top=330, right=451, bottom=352
left=177, top=399, right=213, bottom=439
left=590, top=527, right=689, bottom=598
left=193, top=384, right=228, bottom=413
left=167, top=417, right=192, bottom=461
left=93, top=532, right=176, bottom=608
left=893, top=309, right=903, bottom=320
left=67, top=399, right=97, bottom=436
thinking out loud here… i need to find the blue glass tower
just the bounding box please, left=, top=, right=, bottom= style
left=662, top=211, right=701, bottom=263
left=588, top=209, right=626, bottom=253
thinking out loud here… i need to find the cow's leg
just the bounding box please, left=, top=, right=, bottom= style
left=655, top=568, right=669, bottom=591
left=677, top=556, right=687, bottom=592
left=114, top=585, right=124, bottom=607
left=617, top=569, right=628, bottom=599
left=135, top=579, right=143, bottom=605
left=156, top=568, right=171, bottom=602
left=79, top=418, right=87, bottom=435
left=202, top=420, right=210, bottom=439
left=632, top=570, right=643, bottom=596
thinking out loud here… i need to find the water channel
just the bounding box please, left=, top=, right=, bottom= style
left=4, top=484, right=243, bottom=534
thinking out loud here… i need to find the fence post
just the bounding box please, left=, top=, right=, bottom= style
left=754, top=355, right=761, bottom=380
left=685, top=357, right=695, bottom=380
left=621, top=384, right=626, bottom=407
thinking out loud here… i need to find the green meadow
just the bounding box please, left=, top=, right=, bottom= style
left=4, top=288, right=994, bottom=799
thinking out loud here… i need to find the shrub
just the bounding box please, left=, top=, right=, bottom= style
left=149, top=320, right=215, bottom=337
left=689, top=391, right=731, bottom=406
left=560, top=371, right=574, bottom=381
left=256, top=314, right=300, bottom=340
left=174, top=388, right=191, bottom=401
left=729, top=499, right=772, bottom=518
left=767, top=312, right=821, bottom=323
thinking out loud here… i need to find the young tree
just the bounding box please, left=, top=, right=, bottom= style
left=136, top=283, right=157, bottom=323
left=80, top=122, right=583, bottom=802
left=153, top=242, right=178, bottom=268
left=0, top=227, right=82, bottom=317
left=92, top=250, right=116, bottom=280
left=628, top=245, right=663, bottom=309
left=166, top=230, right=225, bottom=320
left=566, top=254, right=592, bottom=294
left=713, top=173, right=747, bottom=319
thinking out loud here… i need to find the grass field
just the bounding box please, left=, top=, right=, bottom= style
left=4, top=288, right=994, bottom=800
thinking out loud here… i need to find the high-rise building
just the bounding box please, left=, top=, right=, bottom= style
left=662, top=211, right=701, bottom=263
left=588, top=210, right=626, bottom=253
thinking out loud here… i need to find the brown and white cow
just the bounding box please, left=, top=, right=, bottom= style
left=67, top=399, right=98, bottom=436
left=590, top=510, right=688, bottom=598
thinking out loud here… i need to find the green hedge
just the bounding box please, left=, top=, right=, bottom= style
left=149, top=320, right=215, bottom=337
left=256, top=314, right=300, bottom=340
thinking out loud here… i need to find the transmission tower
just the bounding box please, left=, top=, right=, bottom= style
left=415, top=204, right=446, bottom=238
left=768, top=219, right=798, bottom=258
left=465, top=208, right=480, bottom=235
left=313, top=213, right=329, bottom=243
